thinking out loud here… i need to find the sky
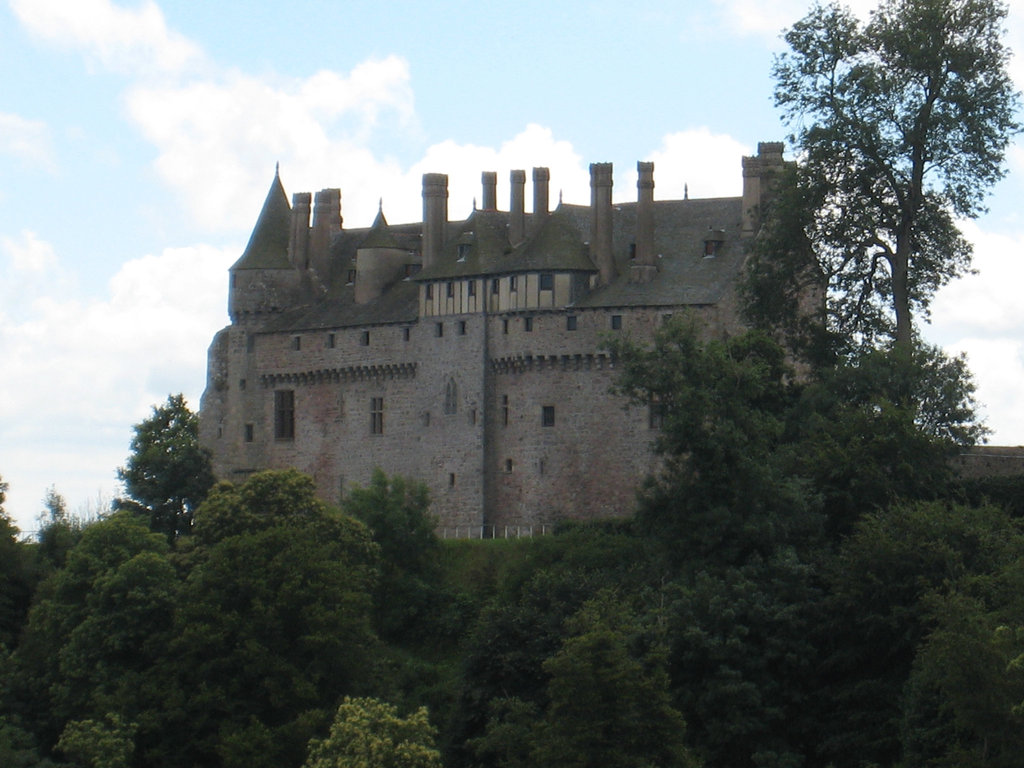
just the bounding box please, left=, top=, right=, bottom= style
left=2, top=0, right=1024, bottom=533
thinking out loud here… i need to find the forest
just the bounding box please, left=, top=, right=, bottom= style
left=3, top=0, right=1024, bottom=765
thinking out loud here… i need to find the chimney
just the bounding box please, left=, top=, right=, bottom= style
left=742, top=141, right=785, bottom=236
left=509, top=169, right=526, bottom=245
left=422, top=173, right=448, bottom=270
left=532, top=167, right=550, bottom=231
left=289, top=192, right=312, bottom=269
left=310, top=188, right=341, bottom=277
left=481, top=171, right=497, bottom=211
left=631, top=161, right=656, bottom=283
left=590, top=162, right=615, bottom=285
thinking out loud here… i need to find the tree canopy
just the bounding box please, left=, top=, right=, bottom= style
left=773, top=0, right=1020, bottom=346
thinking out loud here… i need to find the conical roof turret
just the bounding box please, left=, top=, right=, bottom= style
left=359, top=200, right=402, bottom=249
left=231, top=169, right=293, bottom=270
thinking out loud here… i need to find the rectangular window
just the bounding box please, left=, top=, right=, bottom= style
left=566, top=315, right=578, bottom=331
left=446, top=281, right=455, bottom=298
left=542, top=405, right=555, bottom=427
left=274, top=390, right=295, bottom=440
left=244, top=423, right=254, bottom=442
left=458, top=320, right=467, bottom=335
left=327, top=332, right=336, bottom=348
left=426, top=284, right=434, bottom=300
left=492, top=278, right=500, bottom=295
left=360, top=330, right=370, bottom=346
left=502, top=395, right=510, bottom=426
left=435, top=322, right=444, bottom=338
left=370, top=397, right=384, bottom=435
left=347, top=268, right=357, bottom=284
left=448, top=473, right=456, bottom=487
left=505, top=458, right=514, bottom=473
left=239, top=378, right=246, bottom=391
left=611, top=314, right=622, bottom=330
left=403, top=327, right=411, bottom=342
left=524, top=316, right=533, bottom=332
left=292, top=336, right=301, bottom=351
left=502, top=318, right=509, bottom=335
left=467, top=280, right=477, bottom=297
left=539, top=273, right=554, bottom=290
left=509, top=275, right=518, bottom=292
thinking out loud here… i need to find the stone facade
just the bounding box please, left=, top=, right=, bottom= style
left=199, top=143, right=787, bottom=532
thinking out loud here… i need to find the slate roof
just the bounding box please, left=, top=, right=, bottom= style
left=231, top=172, right=293, bottom=271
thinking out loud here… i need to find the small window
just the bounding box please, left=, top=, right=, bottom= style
left=360, top=330, right=370, bottom=346
left=274, top=390, right=295, bottom=440
left=444, top=379, right=458, bottom=415
left=509, top=275, right=518, bottom=292
left=491, top=278, right=500, bottom=295
left=404, top=263, right=421, bottom=278
left=244, top=424, right=254, bottom=443
left=542, top=405, right=555, bottom=427
left=467, top=280, right=477, bottom=297
left=458, top=320, right=467, bottom=335
left=505, top=458, right=514, bottom=473
left=435, top=322, right=444, bottom=338
left=538, top=458, right=546, bottom=475
left=327, top=332, right=336, bottom=349
left=502, top=318, right=509, bottom=335
left=239, top=378, right=246, bottom=391
left=403, top=327, right=411, bottom=342
left=629, top=243, right=637, bottom=260
left=422, top=411, right=431, bottom=427
left=566, top=315, right=577, bottom=331
left=292, top=336, right=301, bottom=351
left=457, top=243, right=471, bottom=260
left=370, top=397, right=384, bottom=434
left=347, top=268, right=357, bottom=284
left=524, top=317, right=533, bottom=332
left=448, top=473, right=456, bottom=488
left=539, top=273, right=554, bottom=291
left=426, top=284, right=434, bottom=300
left=502, top=395, right=510, bottom=426
left=611, top=315, right=622, bottom=331
left=446, top=281, right=455, bottom=298
left=470, top=408, right=477, bottom=425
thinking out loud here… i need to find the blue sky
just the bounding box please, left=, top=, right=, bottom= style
left=2, top=0, right=1023, bottom=532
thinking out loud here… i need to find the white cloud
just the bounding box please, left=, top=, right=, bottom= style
left=125, top=56, right=417, bottom=231
left=0, top=112, right=56, bottom=170
left=642, top=128, right=752, bottom=200
left=0, top=237, right=235, bottom=532
left=10, top=0, right=202, bottom=75
left=3, top=229, right=58, bottom=273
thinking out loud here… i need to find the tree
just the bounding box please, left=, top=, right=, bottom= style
left=0, top=477, right=35, bottom=650
left=56, top=713, right=136, bottom=768
left=773, top=0, right=1020, bottom=347
left=117, top=394, right=214, bottom=537
left=303, top=697, right=441, bottom=768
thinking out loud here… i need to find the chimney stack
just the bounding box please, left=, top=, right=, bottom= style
left=422, top=173, right=448, bottom=270
left=510, top=169, right=526, bottom=245
left=631, top=161, right=657, bottom=283
left=532, top=167, right=550, bottom=231
left=289, top=192, right=312, bottom=269
left=742, top=141, right=785, bottom=236
left=310, top=188, right=341, bottom=278
left=590, top=162, right=615, bottom=286
left=481, top=171, right=497, bottom=211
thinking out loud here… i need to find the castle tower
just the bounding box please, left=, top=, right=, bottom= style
left=631, top=161, right=657, bottom=283
left=355, top=204, right=407, bottom=304
left=590, top=162, right=615, bottom=286
left=742, top=142, right=786, bottom=236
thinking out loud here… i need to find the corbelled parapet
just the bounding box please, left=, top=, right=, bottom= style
left=742, top=142, right=786, bottom=236
left=590, top=162, right=615, bottom=286
left=422, top=173, right=448, bottom=270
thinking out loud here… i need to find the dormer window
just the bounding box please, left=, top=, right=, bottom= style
left=457, top=243, right=471, bottom=261
left=704, top=229, right=726, bottom=258
left=539, top=273, right=554, bottom=291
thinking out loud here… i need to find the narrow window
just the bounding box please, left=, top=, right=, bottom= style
left=502, top=395, right=510, bottom=426
left=566, top=315, right=578, bottom=331
left=274, top=390, right=295, bottom=440
left=539, top=273, right=554, bottom=291
left=505, top=458, right=514, bottom=473
left=370, top=397, right=384, bottom=434
left=347, top=268, right=357, bottom=283
left=239, top=378, right=246, bottom=391
left=435, top=322, right=444, bottom=338
left=448, top=473, right=456, bottom=487
left=459, top=320, right=467, bottom=335
left=509, top=275, right=518, bottom=292
left=491, top=278, right=500, bottom=295
left=327, top=332, right=336, bottom=348
left=244, top=424, right=254, bottom=443
left=470, top=408, right=477, bottom=425
left=292, top=336, right=301, bottom=351
left=426, top=283, right=434, bottom=300
left=611, top=315, right=622, bottom=330
left=502, top=318, right=509, bottom=334
left=403, top=327, right=411, bottom=341
left=524, top=316, right=534, bottom=332
left=538, top=458, right=546, bottom=475
left=360, top=330, right=370, bottom=346
left=446, top=281, right=455, bottom=298
left=444, top=378, right=458, bottom=415
left=467, top=280, right=477, bottom=297
left=542, top=405, right=555, bottom=427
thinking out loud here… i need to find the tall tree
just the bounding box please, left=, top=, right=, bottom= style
left=773, top=0, right=1019, bottom=347
left=118, top=394, right=214, bottom=537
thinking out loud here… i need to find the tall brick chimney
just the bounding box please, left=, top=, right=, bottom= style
left=422, top=173, right=448, bottom=270
left=289, top=192, right=311, bottom=269
left=481, top=171, right=497, bottom=211
left=590, top=162, right=615, bottom=286
left=631, top=161, right=657, bottom=283
left=509, top=169, right=526, bottom=245
left=310, top=188, right=341, bottom=278
left=532, top=167, right=550, bottom=232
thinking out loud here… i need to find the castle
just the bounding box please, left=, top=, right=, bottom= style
left=198, top=142, right=787, bottom=534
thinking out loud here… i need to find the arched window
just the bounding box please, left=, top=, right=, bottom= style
left=444, top=378, right=458, bottom=415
